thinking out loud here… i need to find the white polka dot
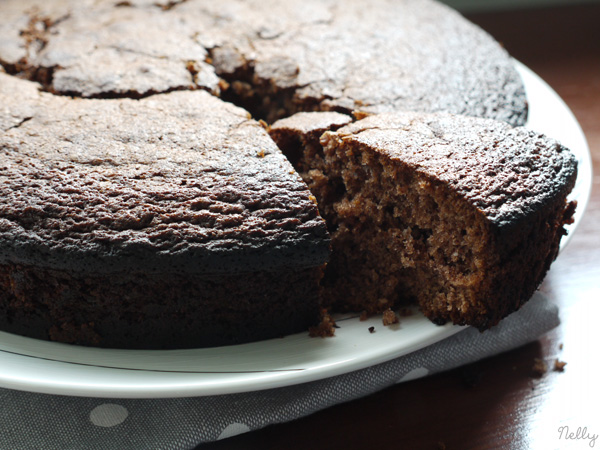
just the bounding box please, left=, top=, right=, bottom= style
left=89, top=404, right=129, bottom=427
left=398, top=367, right=429, bottom=383
left=217, top=423, right=251, bottom=440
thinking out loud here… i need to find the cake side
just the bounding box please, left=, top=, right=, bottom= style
left=0, top=264, right=324, bottom=349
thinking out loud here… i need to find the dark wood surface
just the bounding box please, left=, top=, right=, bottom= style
left=201, top=5, right=600, bottom=449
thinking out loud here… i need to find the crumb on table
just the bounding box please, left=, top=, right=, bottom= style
left=553, top=358, right=567, bottom=372
left=382, top=308, right=399, bottom=326
left=309, top=309, right=336, bottom=337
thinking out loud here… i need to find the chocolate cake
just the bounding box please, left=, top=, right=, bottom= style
left=270, top=111, right=577, bottom=329
left=0, top=0, right=575, bottom=348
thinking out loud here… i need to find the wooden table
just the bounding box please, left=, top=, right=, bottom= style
left=201, top=5, right=600, bottom=449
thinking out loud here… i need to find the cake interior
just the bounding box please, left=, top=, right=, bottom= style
left=275, top=126, right=505, bottom=325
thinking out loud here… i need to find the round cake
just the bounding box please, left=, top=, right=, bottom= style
left=0, top=0, right=574, bottom=349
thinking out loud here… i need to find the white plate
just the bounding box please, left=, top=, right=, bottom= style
left=0, top=62, right=592, bottom=399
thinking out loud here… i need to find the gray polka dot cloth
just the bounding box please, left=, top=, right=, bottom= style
left=0, top=293, right=558, bottom=450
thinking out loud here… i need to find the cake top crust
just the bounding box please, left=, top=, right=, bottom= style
left=0, top=74, right=329, bottom=274
left=269, top=112, right=353, bottom=135
left=323, top=112, right=578, bottom=231
left=0, top=0, right=526, bottom=125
